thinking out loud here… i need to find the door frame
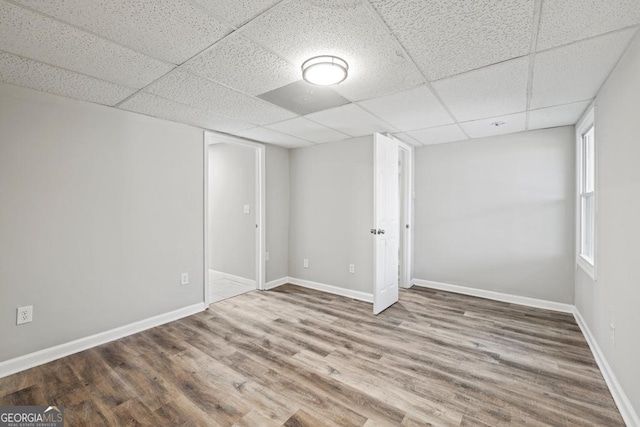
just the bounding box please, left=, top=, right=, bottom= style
left=397, top=139, right=414, bottom=289
left=203, top=131, right=266, bottom=306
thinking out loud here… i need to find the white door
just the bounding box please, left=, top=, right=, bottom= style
left=373, top=134, right=399, bottom=314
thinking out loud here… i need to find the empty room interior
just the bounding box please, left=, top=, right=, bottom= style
left=1, top=0, right=640, bottom=426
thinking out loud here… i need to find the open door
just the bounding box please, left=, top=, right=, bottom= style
left=373, top=133, right=399, bottom=314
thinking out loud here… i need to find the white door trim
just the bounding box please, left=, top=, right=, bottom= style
left=397, top=140, right=414, bottom=289
left=203, top=131, right=266, bottom=306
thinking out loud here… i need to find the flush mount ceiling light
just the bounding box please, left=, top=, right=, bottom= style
left=302, top=55, right=348, bottom=86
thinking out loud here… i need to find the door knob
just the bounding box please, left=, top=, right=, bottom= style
left=370, top=229, right=377, bottom=234
left=377, top=229, right=385, bottom=235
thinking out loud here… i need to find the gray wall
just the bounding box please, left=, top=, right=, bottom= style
left=0, top=84, right=204, bottom=362
left=289, top=137, right=374, bottom=293
left=208, top=143, right=255, bottom=280
left=575, top=33, right=640, bottom=416
left=414, top=127, right=575, bottom=303
left=265, top=145, right=290, bottom=282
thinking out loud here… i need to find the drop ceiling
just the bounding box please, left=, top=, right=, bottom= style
left=1, top=0, right=639, bottom=148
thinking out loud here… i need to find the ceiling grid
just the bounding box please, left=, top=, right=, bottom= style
left=3, top=0, right=181, bottom=65
left=114, top=1, right=290, bottom=108
left=0, top=0, right=638, bottom=147
left=360, top=0, right=471, bottom=144
left=524, top=0, right=544, bottom=131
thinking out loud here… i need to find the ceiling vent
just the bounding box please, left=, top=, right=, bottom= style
left=257, top=80, right=350, bottom=115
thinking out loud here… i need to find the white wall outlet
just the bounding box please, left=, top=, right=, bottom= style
left=181, top=272, right=189, bottom=286
left=265, top=251, right=270, bottom=261
left=303, top=258, right=309, bottom=268
left=349, top=264, right=355, bottom=274
left=243, top=204, right=250, bottom=214
left=17, top=305, right=33, bottom=325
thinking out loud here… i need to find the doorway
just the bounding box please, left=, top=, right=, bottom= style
left=203, top=132, right=265, bottom=306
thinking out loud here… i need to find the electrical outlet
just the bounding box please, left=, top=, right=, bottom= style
left=349, top=264, right=355, bottom=274
left=303, top=258, right=309, bottom=268
left=243, top=204, right=250, bottom=214
left=181, top=273, right=189, bottom=286
left=16, top=305, right=33, bottom=325
left=265, top=251, right=270, bottom=261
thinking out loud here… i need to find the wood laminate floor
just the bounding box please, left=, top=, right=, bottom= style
left=0, top=285, right=624, bottom=426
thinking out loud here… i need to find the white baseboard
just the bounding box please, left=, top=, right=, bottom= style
left=288, top=277, right=373, bottom=303
left=0, top=302, right=206, bottom=379
left=209, top=269, right=256, bottom=287
left=573, top=309, right=639, bottom=427
left=412, top=279, right=574, bottom=313
left=264, top=277, right=289, bottom=290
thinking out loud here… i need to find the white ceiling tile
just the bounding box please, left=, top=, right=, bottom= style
left=406, top=124, right=468, bottom=146
left=0, top=51, right=134, bottom=106
left=0, top=2, right=174, bottom=88
left=528, top=101, right=591, bottom=130
left=241, top=0, right=424, bottom=101
left=369, top=0, right=534, bottom=80
left=265, top=117, right=350, bottom=144
left=459, top=112, right=526, bottom=139
left=357, top=85, right=453, bottom=132
left=305, top=103, right=397, bottom=137
left=392, top=133, right=423, bottom=147
left=531, top=29, right=636, bottom=109
left=537, top=0, right=640, bottom=51
left=236, top=127, right=314, bottom=148
left=119, top=92, right=254, bottom=133
left=193, top=0, right=281, bottom=27
left=432, top=57, right=529, bottom=122
left=184, top=33, right=298, bottom=95
left=147, top=70, right=296, bottom=125
left=12, top=0, right=230, bottom=64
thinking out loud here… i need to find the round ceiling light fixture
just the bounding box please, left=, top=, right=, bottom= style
left=302, top=55, right=349, bottom=86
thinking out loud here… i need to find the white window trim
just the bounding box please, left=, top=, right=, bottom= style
left=575, top=106, right=597, bottom=280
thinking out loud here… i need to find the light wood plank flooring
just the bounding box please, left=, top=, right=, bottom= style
left=0, top=285, right=624, bottom=426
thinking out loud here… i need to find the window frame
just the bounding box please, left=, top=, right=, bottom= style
left=576, top=107, right=597, bottom=280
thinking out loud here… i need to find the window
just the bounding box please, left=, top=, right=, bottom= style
left=577, top=109, right=595, bottom=277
